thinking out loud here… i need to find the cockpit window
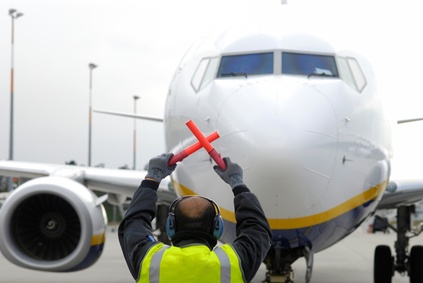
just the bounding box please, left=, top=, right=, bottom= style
left=191, top=57, right=219, bottom=92
left=347, top=58, right=366, bottom=91
left=217, top=52, right=273, bottom=78
left=191, top=58, right=209, bottom=91
left=337, top=56, right=367, bottom=92
left=282, top=52, right=339, bottom=78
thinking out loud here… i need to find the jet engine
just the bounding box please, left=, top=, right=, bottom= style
left=0, top=176, right=108, bottom=272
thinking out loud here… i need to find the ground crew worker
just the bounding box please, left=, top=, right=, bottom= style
left=118, top=153, right=272, bottom=282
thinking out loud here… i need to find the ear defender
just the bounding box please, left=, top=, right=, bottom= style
left=165, top=196, right=224, bottom=240
left=166, top=197, right=180, bottom=239
left=165, top=211, right=176, bottom=239
left=212, top=209, right=224, bottom=240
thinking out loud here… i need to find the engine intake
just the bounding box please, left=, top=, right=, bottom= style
left=0, top=176, right=107, bottom=272
left=11, top=193, right=81, bottom=261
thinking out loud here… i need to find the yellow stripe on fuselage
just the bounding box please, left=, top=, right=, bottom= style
left=172, top=180, right=387, bottom=230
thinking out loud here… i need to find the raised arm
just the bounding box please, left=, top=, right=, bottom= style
left=214, top=157, right=272, bottom=282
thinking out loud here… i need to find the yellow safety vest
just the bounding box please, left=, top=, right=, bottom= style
left=137, top=243, right=245, bottom=283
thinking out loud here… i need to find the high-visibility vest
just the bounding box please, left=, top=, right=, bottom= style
left=137, top=243, right=245, bottom=283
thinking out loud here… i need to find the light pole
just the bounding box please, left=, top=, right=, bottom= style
left=133, top=96, right=140, bottom=170
left=8, top=8, right=23, bottom=191
left=88, top=63, right=97, bottom=167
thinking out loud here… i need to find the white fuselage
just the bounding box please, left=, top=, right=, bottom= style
left=164, top=30, right=392, bottom=252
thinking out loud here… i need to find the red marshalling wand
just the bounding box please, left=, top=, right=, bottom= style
left=168, top=120, right=226, bottom=170
left=186, top=120, right=226, bottom=170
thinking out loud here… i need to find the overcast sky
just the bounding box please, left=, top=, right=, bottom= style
left=1, top=0, right=422, bottom=178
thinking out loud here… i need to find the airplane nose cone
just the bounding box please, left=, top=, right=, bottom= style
left=216, top=78, right=338, bottom=218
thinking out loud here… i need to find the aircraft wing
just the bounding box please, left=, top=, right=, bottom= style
left=0, top=159, right=175, bottom=272
left=397, top=117, right=423, bottom=124
left=0, top=160, right=176, bottom=205
left=94, top=109, right=164, bottom=122
left=377, top=119, right=423, bottom=208
left=377, top=179, right=423, bottom=210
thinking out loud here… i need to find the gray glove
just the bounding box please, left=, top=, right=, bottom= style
left=145, top=153, right=176, bottom=182
left=214, top=157, right=245, bottom=189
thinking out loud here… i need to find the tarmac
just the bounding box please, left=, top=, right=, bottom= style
left=0, top=224, right=421, bottom=283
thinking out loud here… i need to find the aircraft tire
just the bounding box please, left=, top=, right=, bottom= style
left=409, top=245, right=423, bottom=283
left=374, top=245, right=393, bottom=283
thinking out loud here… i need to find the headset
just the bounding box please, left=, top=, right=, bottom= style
left=166, top=196, right=224, bottom=240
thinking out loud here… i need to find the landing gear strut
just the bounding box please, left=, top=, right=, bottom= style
left=263, top=245, right=313, bottom=283
left=373, top=205, right=423, bottom=283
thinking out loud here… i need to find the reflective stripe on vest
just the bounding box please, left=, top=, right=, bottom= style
left=214, top=247, right=230, bottom=281
left=138, top=243, right=245, bottom=283
left=150, top=245, right=170, bottom=282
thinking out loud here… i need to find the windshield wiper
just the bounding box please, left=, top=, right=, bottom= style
left=307, top=72, right=336, bottom=78
left=221, top=72, right=248, bottom=78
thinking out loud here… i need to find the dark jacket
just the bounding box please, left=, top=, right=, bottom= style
left=118, top=179, right=272, bottom=282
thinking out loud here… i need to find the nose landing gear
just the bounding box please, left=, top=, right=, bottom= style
left=373, top=205, right=423, bottom=283
left=264, top=245, right=313, bottom=283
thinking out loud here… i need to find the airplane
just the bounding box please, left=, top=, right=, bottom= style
left=1, top=26, right=423, bottom=283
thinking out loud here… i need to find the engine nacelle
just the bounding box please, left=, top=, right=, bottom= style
left=0, top=176, right=108, bottom=272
